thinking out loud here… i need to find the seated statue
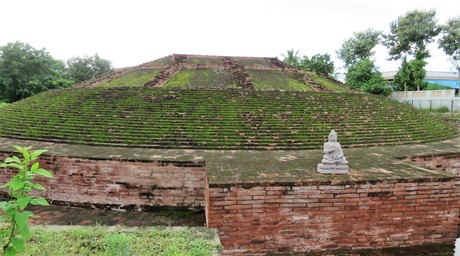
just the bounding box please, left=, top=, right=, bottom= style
left=317, top=130, right=348, bottom=174
left=322, top=130, right=348, bottom=164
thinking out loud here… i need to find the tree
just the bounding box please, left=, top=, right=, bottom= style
left=393, top=55, right=428, bottom=91
left=438, top=16, right=460, bottom=73
left=383, top=9, right=440, bottom=60
left=345, top=59, right=392, bottom=96
left=383, top=9, right=440, bottom=91
left=0, top=41, right=72, bottom=102
left=66, top=53, right=113, bottom=84
left=300, top=53, right=335, bottom=76
left=280, top=49, right=301, bottom=67
left=336, top=28, right=382, bottom=67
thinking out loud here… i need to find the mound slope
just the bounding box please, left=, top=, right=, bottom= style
left=0, top=87, right=455, bottom=150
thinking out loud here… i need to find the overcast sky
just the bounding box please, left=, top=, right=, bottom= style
left=1, top=0, right=459, bottom=75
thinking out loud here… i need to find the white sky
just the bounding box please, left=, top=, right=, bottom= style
left=1, top=0, right=459, bottom=75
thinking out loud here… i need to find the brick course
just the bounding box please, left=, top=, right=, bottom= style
left=206, top=181, right=460, bottom=255
left=0, top=153, right=205, bottom=211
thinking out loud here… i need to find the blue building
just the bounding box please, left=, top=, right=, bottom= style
left=382, top=71, right=460, bottom=89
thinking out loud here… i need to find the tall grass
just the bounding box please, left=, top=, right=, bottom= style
left=22, top=226, right=221, bottom=256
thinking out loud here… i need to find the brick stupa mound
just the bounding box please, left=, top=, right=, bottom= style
left=0, top=54, right=456, bottom=149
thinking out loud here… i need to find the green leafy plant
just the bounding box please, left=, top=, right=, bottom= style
left=0, top=146, right=53, bottom=256
left=104, top=233, right=133, bottom=256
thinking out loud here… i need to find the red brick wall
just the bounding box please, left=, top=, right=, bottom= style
left=405, top=154, right=460, bottom=176
left=0, top=153, right=206, bottom=211
left=207, top=181, right=460, bottom=255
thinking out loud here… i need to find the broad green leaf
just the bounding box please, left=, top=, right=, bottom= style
left=30, top=150, right=47, bottom=161
left=2, top=205, right=16, bottom=217
left=18, top=225, right=30, bottom=240
left=31, top=197, right=49, bottom=206
left=33, top=183, right=46, bottom=190
left=3, top=157, right=20, bottom=164
left=17, top=197, right=31, bottom=210
left=5, top=246, right=16, bottom=256
left=0, top=182, right=11, bottom=188
left=2, top=163, right=22, bottom=170
left=30, top=162, right=39, bottom=172
left=15, top=211, right=30, bottom=227
left=11, top=179, right=25, bottom=191
left=34, top=168, right=53, bottom=178
left=12, top=145, right=23, bottom=152
left=11, top=238, right=24, bottom=253
left=23, top=150, right=30, bottom=162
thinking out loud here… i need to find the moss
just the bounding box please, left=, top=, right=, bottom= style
left=163, top=68, right=235, bottom=88
left=0, top=88, right=455, bottom=150
left=99, top=68, right=163, bottom=87
left=306, top=74, right=353, bottom=92
left=234, top=58, right=270, bottom=67
left=247, top=69, right=312, bottom=90
left=187, top=57, right=223, bottom=65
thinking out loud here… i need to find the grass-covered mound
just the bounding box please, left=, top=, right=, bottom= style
left=247, top=69, right=312, bottom=90
left=99, top=68, right=163, bottom=87
left=0, top=88, right=455, bottom=150
left=163, top=68, right=235, bottom=88
left=306, top=73, right=354, bottom=93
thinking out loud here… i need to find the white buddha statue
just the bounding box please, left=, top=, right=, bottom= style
left=317, top=130, right=349, bottom=174
left=322, top=130, right=348, bottom=165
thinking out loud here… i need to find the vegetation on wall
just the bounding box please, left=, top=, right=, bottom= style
left=163, top=68, right=235, bottom=88
left=0, top=87, right=454, bottom=150
left=247, top=69, right=312, bottom=90
left=99, top=68, right=163, bottom=87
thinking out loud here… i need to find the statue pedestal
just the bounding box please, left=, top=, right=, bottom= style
left=317, top=163, right=348, bottom=174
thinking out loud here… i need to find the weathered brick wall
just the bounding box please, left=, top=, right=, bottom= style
left=207, top=181, right=460, bottom=255
left=405, top=154, right=460, bottom=176
left=0, top=153, right=206, bottom=211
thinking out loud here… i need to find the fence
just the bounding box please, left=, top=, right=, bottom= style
left=389, top=90, right=460, bottom=112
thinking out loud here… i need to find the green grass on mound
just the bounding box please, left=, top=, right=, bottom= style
left=248, top=69, right=312, bottom=90
left=306, top=73, right=354, bottom=92
left=163, top=68, right=235, bottom=88
left=99, top=68, right=164, bottom=87
left=0, top=88, right=455, bottom=150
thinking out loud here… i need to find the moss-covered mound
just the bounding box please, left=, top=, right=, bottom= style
left=99, top=68, right=164, bottom=87
left=247, top=69, right=312, bottom=90
left=0, top=88, right=455, bottom=150
left=163, top=68, right=235, bottom=88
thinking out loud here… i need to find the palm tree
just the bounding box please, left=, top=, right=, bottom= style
left=280, top=49, right=301, bottom=67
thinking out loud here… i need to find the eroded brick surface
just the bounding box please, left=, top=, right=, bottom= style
left=0, top=153, right=206, bottom=211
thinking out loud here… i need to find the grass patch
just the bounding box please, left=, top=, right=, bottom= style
left=247, top=69, right=312, bottom=90
left=99, top=69, right=164, bottom=87
left=21, top=226, right=221, bottom=256
left=306, top=73, right=353, bottom=92
left=163, top=68, right=235, bottom=88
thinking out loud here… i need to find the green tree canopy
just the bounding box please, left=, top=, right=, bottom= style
left=66, top=53, right=113, bottom=84
left=300, top=53, right=335, bottom=77
left=336, top=28, right=382, bottom=67
left=393, top=56, right=428, bottom=91
left=383, top=9, right=440, bottom=60
left=280, top=49, right=301, bottom=67
left=0, top=41, right=72, bottom=102
left=438, top=16, right=460, bottom=72
left=345, top=59, right=391, bottom=96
